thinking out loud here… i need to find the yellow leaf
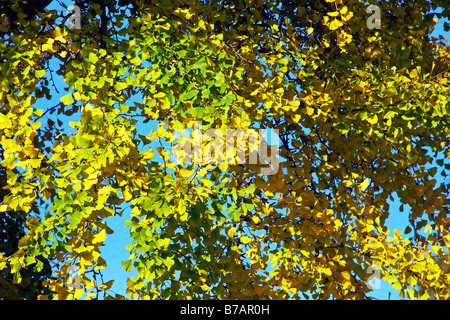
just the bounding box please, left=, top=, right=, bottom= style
left=431, top=245, right=441, bottom=254
left=392, top=281, right=402, bottom=290
left=54, top=26, right=66, bottom=43
left=180, top=168, right=194, bottom=177
left=197, top=167, right=210, bottom=177
left=360, top=178, right=370, bottom=191
left=366, top=114, right=378, bottom=124
left=318, top=267, right=332, bottom=276
left=328, top=11, right=340, bottom=17
left=341, top=271, right=351, bottom=281
left=328, top=19, right=344, bottom=30
left=306, top=106, right=314, bottom=115
left=419, top=291, right=430, bottom=300
left=290, top=100, right=301, bottom=108
left=200, top=283, right=211, bottom=291
left=160, top=23, right=171, bottom=30
left=123, top=189, right=132, bottom=201
left=92, top=229, right=107, bottom=244
left=23, top=146, right=38, bottom=157
left=0, top=114, right=12, bottom=129
left=30, top=122, right=41, bottom=129
left=292, top=114, right=301, bottom=123
left=251, top=216, right=261, bottom=224
left=240, top=235, right=251, bottom=245
left=202, top=179, right=212, bottom=188
left=227, top=227, right=236, bottom=238
left=288, top=225, right=295, bottom=235
left=340, top=6, right=348, bottom=15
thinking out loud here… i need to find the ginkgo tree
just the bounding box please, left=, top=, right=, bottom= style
left=1, top=0, right=450, bottom=300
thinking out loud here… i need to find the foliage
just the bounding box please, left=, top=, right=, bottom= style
left=1, top=0, right=450, bottom=300
left=0, top=162, right=52, bottom=299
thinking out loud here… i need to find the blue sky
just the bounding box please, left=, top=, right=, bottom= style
left=29, top=1, right=450, bottom=299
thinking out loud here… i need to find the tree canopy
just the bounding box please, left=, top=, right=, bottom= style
left=1, top=0, right=450, bottom=300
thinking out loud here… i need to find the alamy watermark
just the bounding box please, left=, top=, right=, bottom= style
left=63, top=4, right=380, bottom=31
left=170, top=121, right=279, bottom=175
left=65, top=265, right=81, bottom=290
left=66, top=5, right=81, bottom=30
left=367, top=5, right=381, bottom=30
left=367, top=265, right=381, bottom=290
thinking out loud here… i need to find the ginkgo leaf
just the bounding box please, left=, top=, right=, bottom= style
left=410, top=69, right=419, bottom=78
left=0, top=114, right=12, bottom=129
left=328, top=19, right=344, bottom=30
left=227, top=227, right=236, bottom=238
left=60, top=93, right=74, bottom=105
left=240, top=235, right=251, bottom=245
left=53, top=26, right=65, bottom=43
left=202, top=179, right=212, bottom=188
left=92, top=229, right=107, bottom=244
left=87, top=52, right=99, bottom=64
left=121, top=260, right=132, bottom=272
left=179, top=89, right=199, bottom=102
left=360, top=178, right=370, bottom=191
left=35, top=69, right=46, bottom=78
left=180, top=168, right=194, bottom=177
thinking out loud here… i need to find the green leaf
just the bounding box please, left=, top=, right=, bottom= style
left=229, top=204, right=241, bottom=221
left=179, top=89, right=199, bottom=102
left=139, top=134, right=151, bottom=145
left=385, top=110, right=397, bottom=119
left=188, top=107, right=204, bottom=118
left=130, top=55, right=142, bottom=66
left=189, top=57, right=207, bottom=70
left=88, top=52, right=99, bottom=64
left=143, top=197, right=153, bottom=211
left=121, top=260, right=132, bottom=272
left=68, top=211, right=83, bottom=229
left=214, top=72, right=226, bottom=87
left=334, top=122, right=350, bottom=134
